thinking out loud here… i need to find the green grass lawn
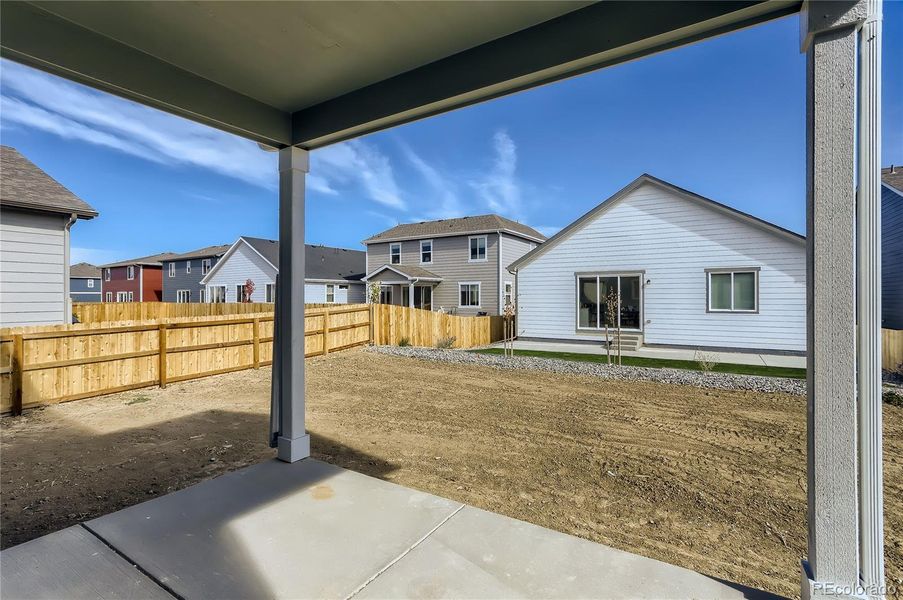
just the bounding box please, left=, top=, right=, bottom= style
left=470, top=348, right=806, bottom=379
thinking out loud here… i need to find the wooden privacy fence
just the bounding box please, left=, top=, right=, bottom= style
left=371, top=304, right=503, bottom=348
left=73, top=302, right=275, bottom=324
left=884, top=329, right=903, bottom=371
left=0, top=305, right=370, bottom=414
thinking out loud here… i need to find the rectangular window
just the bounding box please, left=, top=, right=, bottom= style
left=128, top=291, right=134, bottom=302
left=168, top=263, right=175, bottom=277
left=235, top=284, right=246, bottom=302
left=105, top=291, right=112, bottom=302
left=503, top=281, right=513, bottom=309
left=265, top=283, right=275, bottom=303
left=469, top=236, right=487, bottom=262
left=390, top=243, right=401, bottom=265
left=420, top=239, right=432, bottom=264
left=326, top=284, right=335, bottom=303
left=116, top=291, right=128, bottom=302
left=707, top=269, right=758, bottom=312
left=459, top=282, right=480, bottom=307
left=201, top=259, right=212, bottom=275
left=338, top=284, right=348, bottom=290
left=104, top=268, right=111, bottom=281
left=380, top=285, right=393, bottom=305
left=210, top=286, right=226, bottom=303
left=199, top=289, right=206, bottom=303
left=176, top=290, right=191, bottom=303
left=87, top=279, right=94, bottom=289
left=577, top=274, right=642, bottom=330
left=186, top=261, right=191, bottom=274
left=126, top=266, right=135, bottom=280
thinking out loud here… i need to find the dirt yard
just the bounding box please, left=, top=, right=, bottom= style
left=2, top=349, right=901, bottom=599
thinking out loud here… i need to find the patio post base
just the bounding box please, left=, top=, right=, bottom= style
left=277, top=434, right=311, bottom=463
left=801, top=561, right=871, bottom=600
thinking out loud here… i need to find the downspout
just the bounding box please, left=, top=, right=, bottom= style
left=63, top=213, right=76, bottom=323
left=139, top=265, right=144, bottom=303
left=497, top=230, right=503, bottom=315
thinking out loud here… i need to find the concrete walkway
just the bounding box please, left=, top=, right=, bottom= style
left=0, top=458, right=779, bottom=599
left=501, top=340, right=806, bottom=369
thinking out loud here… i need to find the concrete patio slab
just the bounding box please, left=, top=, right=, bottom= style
left=0, top=525, right=174, bottom=600
left=504, top=340, right=806, bottom=369
left=355, top=505, right=775, bottom=599
left=85, top=458, right=461, bottom=600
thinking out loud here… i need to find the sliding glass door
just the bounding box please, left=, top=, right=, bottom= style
left=576, top=274, right=642, bottom=331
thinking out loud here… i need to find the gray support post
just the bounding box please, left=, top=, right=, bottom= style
left=801, top=1, right=883, bottom=597
left=276, top=146, right=310, bottom=463
left=409, top=282, right=414, bottom=308
left=857, top=0, right=884, bottom=594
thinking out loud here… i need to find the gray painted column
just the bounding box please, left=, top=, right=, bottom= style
left=409, top=282, right=414, bottom=308
left=857, top=0, right=884, bottom=593
left=800, top=1, right=880, bottom=597
left=276, top=146, right=310, bottom=463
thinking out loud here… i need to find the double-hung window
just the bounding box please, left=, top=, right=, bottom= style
left=201, top=259, right=212, bottom=275
left=265, top=283, right=275, bottom=303
left=126, top=266, right=135, bottom=280
left=235, top=284, right=246, bottom=302
left=390, top=243, right=401, bottom=265
left=168, top=263, right=175, bottom=277
left=105, top=292, right=112, bottom=302
left=420, top=239, right=432, bottom=264
left=176, top=290, right=191, bottom=303
left=186, top=261, right=191, bottom=274
left=469, top=236, right=487, bottom=262
left=503, top=281, right=513, bottom=308
left=209, top=286, right=226, bottom=303
left=707, top=269, right=758, bottom=312
left=459, top=282, right=480, bottom=307
left=199, top=289, right=206, bottom=303
left=104, top=268, right=111, bottom=281
left=87, top=279, right=94, bottom=289
left=326, top=284, right=336, bottom=303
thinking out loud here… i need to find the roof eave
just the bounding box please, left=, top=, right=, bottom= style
left=0, top=199, right=98, bottom=219
left=363, top=228, right=544, bottom=245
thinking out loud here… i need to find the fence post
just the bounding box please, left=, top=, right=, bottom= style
left=11, top=335, right=24, bottom=416
left=253, top=318, right=260, bottom=368
left=158, top=324, right=167, bottom=388
left=322, top=309, right=330, bottom=355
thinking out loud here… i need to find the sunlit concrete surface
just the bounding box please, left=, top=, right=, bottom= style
left=0, top=459, right=780, bottom=599
left=501, top=339, right=807, bottom=369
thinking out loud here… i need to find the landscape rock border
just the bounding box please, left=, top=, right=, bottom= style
left=368, top=346, right=807, bottom=396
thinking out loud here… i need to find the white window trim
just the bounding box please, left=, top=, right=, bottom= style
left=105, top=291, right=113, bottom=302
left=176, top=289, right=191, bottom=303
left=468, top=235, right=488, bottom=262
left=503, top=281, right=513, bottom=307
left=199, top=289, right=206, bottom=303
left=86, top=279, right=94, bottom=288
left=380, top=284, right=393, bottom=304
left=706, top=268, right=760, bottom=313
left=168, top=263, right=175, bottom=278
left=326, top=284, right=336, bottom=303
left=104, top=268, right=111, bottom=281
left=389, top=242, right=402, bottom=265
left=458, top=281, right=481, bottom=308
left=420, top=239, right=433, bottom=265
left=201, top=259, right=212, bottom=275
left=235, top=284, right=245, bottom=303
left=126, top=266, right=135, bottom=280
left=574, top=272, right=645, bottom=332
left=265, top=283, right=275, bottom=303
left=209, top=285, right=226, bottom=303
left=186, top=261, right=191, bottom=274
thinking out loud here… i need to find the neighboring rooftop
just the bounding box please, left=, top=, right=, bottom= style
left=363, top=214, right=546, bottom=244
left=242, top=237, right=366, bottom=281
left=364, top=264, right=442, bottom=281
left=883, top=166, right=903, bottom=193
left=0, top=146, right=98, bottom=218
left=100, top=252, right=178, bottom=269
left=164, top=244, right=232, bottom=262
left=70, top=262, right=101, bottom=278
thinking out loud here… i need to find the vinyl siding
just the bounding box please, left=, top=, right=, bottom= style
left=70, top=277, right=101, bottom=302
left=500, top=233, right=536, bottom=312
left=883, top=184, right=903, bottom=329
left=516, top=182, right=806, bottom=352
left=304, top=282, right=365, bottom=304
left=205, top=242, right=276, bottom=302
left=367, top=234, right=501, bottom=315
left=0, top=208, right=67, bottom=325
left=162, top=256, right=221, bottom=302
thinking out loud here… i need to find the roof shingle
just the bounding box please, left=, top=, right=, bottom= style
left=242, top=237, right=366, bottom=281
left=363, top=214, right=545, bottom=244
left=164, top=244, right=232, bottom=261
left=100, top=252, right=179, bottom=268
left=70, top=262, right=101, bottom=278
left=1, top=146, right=98, bottom=218
left=882, top=166, right=903, bottom=193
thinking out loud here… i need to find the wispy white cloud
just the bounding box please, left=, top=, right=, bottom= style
left=1, top=60, right=276, bottom=188
left=311, top=140, right=404, bottom=209
left=398, top=142, right=463, bottom=219
left=471, top=130, right=522, bottom=218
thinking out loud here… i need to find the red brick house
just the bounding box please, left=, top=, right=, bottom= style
left=100, top=252, right=176, bottom=302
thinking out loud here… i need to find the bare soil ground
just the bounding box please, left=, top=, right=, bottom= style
left=2, top=349, right=901, bottom=599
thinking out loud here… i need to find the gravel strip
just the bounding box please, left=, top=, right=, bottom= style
left=368, top=345, right=807, bottom=396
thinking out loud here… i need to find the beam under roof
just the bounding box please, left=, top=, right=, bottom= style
left=1, top=1, right=801, bottom=150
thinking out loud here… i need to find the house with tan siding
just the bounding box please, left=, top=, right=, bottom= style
left=882, top=166, right=903, bottom=330
left=509, top=174, right=807, bottom=353
left=363, top=215, right=545, bottom=316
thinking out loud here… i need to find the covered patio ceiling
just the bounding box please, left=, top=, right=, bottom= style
left=1, top=1, right=800, bottom=148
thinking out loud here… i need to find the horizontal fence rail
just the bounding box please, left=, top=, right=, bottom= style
left=0, top=303, right=505, bottom=414
left=73, top=301, right=275, bottom=324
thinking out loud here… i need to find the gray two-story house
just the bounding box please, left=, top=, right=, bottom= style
left=69, top=262, right=102, bottom=303
left=161, top=244, right=230, bottom=303
left=363, top=214, right=545, bottom=316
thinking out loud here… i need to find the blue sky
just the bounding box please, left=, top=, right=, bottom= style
left=1, top=7, right=901, bottom=265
